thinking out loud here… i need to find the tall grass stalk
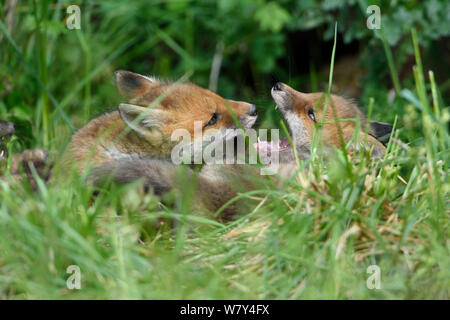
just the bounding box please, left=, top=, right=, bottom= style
left=380, top=30, right=401, bottom=95
left=33, top=0, right=52, bottom=146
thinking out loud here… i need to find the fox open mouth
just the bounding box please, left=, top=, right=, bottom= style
left=253, top=137, right=291, bottom=156
left=253, top=97, right=294, bottom=156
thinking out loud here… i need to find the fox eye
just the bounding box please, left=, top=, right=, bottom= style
left=205, top=113, right=219, bottom=127
left=307, top=107, right=316, bottom=122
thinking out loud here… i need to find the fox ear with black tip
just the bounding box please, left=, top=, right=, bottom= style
left=115, top=70, right=158, bottom=100
left=369, top=121, right=393, bottom=145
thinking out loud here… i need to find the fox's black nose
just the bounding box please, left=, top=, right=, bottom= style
left=273, top=82, right=283, bottom=91
left=248, top=104, right=258, bottom=117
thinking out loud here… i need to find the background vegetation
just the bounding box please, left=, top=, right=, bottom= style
left=0, top=0, right=448, bottom=299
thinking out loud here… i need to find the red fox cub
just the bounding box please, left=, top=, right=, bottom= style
left=254, top=82, right=392, bottom=162
left=88, top=82, right=392, bottom=220
left=60, top=70, right=258, bottom=174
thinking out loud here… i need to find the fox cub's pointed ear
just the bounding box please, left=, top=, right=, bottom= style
left=369, top=121, right=393, bottom=144
left=118, top=103, right=167, bottom=136
left=115, top=70, right=157, bottom=100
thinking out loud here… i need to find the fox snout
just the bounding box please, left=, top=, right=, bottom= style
left=271, top=82, right=293, bottom=111
left=236, top=102, right=258, bottom=129
left=247, top=104, right=258, bottom=117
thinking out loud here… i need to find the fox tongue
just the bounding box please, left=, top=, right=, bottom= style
left=253, top=140, right=271, bottom=154
left=253, top=137, right=290, bottom=155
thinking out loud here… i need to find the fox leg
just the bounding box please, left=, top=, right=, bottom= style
left=86, top=158, right=256, bottom=220
left=86, top=158, right=175, bottom=196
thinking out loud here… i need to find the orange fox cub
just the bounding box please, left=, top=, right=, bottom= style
left=60, top=70, right=257, bottom=173
left=254, top=82, right=392, bottom=162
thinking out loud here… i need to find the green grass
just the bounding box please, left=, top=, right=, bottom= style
left=0, top=2, right=449, bottom=299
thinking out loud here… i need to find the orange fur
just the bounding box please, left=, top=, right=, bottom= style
left=280, top=84, right=386, bottom=155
